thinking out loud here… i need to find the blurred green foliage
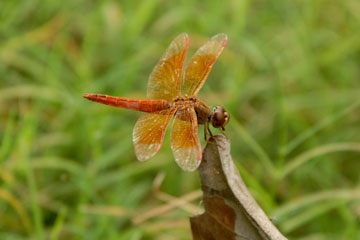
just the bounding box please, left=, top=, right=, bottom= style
left=1, top=0, right=360, bottom=239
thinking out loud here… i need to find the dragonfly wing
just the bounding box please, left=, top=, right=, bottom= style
left=182, top=33, right=227, bottom=97
left=147, top=33, right=189, bottom=101
left=171, top=107, right=202, bottom=171
left=133, top=108, right=176, bottom=161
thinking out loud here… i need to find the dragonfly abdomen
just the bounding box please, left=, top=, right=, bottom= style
left=83, top=94, right=171, bottom=112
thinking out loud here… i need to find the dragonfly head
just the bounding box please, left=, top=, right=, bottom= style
left=210, top=106, right=230, bottom=130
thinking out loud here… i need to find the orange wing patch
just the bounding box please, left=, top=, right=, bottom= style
left=147, top=33, right=189, bottom=101
left=182, top=33, right=227, bottom=97
left=171, top=107, right=202, bottom=171
left=133, top=108, right=177, bottom=161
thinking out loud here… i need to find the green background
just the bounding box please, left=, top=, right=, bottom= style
left=1, top=0, right=360, bottom=239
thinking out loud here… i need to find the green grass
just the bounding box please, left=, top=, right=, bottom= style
left=1, top=0, right=360, bottom=239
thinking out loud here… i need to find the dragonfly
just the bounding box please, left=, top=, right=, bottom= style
left=83, top=33, right=230, bottom=171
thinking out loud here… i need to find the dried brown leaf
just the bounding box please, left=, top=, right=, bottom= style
left=190, top=135, right=287, bottom=240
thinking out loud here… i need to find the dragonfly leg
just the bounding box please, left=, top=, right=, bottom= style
left=219, top=127, right=228, bottom=139
left=205, top=121, right=219, bottom=146
left=207, top=122, right=214, bottom=138
left=204, top=121, right=208, bottom=141
left=204, top=120, right=213, bottom=140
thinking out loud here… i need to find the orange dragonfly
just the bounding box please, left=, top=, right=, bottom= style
left=83, top=33, right=230, bottom=171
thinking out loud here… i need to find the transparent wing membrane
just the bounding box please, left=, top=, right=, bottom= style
left=133, top=108, right=177, bottom=161
left=147, top=33, right=189, bottom=100
left=182, top=33, right=227, bottom=96
left=171, top=107, right=202, bottom=171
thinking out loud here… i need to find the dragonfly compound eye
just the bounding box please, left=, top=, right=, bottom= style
left=211, top=106, right=230, bottom=129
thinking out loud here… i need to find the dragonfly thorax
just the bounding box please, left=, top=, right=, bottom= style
left=171, top=96, right=211, bottom=125
left=171, top=96, right=198, bottom=109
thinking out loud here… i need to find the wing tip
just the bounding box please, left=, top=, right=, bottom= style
left=211, top=33, right=228, bottom=47
left=134, top=143, right=160, bottom=162
left=177, top=32, right=189, bottom=42
left=186, top=34, right=190, bottom=46
left=222, top=36, right=228, bottom=47
left=181, top=32, right=190, bottom=48
left=174, top=150, right=202, bottom=172
left=181, top=161, right=201, bottom=172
